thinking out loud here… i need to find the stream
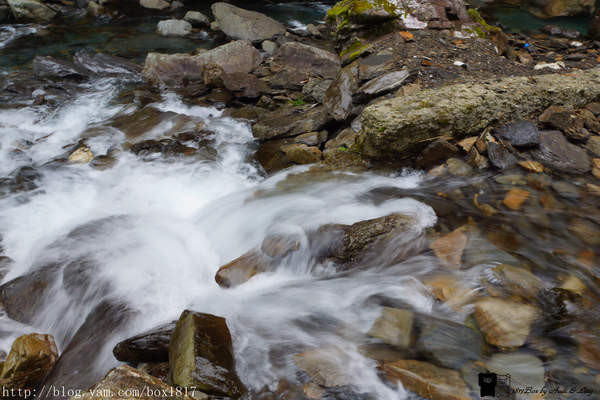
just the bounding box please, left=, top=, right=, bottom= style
left=0, top=2, right=599, bottom=400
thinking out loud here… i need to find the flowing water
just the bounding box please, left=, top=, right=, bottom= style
left=0, top=3, right=599, bottom=400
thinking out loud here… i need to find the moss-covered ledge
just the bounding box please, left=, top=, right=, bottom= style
left=358, top=68, right=600, bottom=160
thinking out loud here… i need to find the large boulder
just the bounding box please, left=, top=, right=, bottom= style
left=359, top=68, right=600, bottom=160
left=156, top=19, right=192, bottom=37
left=324, top=61, right=358, bottom=121
left=7, top=0, right=56, bottom=22
left=0, top=334, right=58, bottom=393
left=142, top=41, right=261, bottom=87
left=77, top=365, right=194, bottom=400
left=169, top=310, right=246, bottom=398
left=211, top=2, right=285, bottom=42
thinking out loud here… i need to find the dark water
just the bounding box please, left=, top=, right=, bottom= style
left=481, top=4, right=591, bottom=34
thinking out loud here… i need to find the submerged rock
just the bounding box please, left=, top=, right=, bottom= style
left=211, top=2, right=285, bottom=42
left=169, top=310, right=246, bottom=398
left=383, top=359, right=471, bottom=400
left=359, top=68, right=600, bottom=159
left=293, top=346, right=353, bottom=387
left=367, top=307, right=414, bottom=348
left=474, top=298, right=538, bottom=348
left=0, top=334, right=58, bottom=393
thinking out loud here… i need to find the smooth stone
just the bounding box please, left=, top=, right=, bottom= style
left=494, top=120, right=540, bottom=147
left=211, top=2, right=285, bottom=42
left=113, top=322, right=175, bottom=363
left=446, top=158, right=472, bottom=176
left=7, top=0, right=56, bottom=22
left=157, top=19, right=192, bottom=37
left=367, top=307, right=414, bottom=348
left=487, top=142, right=518, bottom=170
left=184, top=11, right=209, bottom=27
left=140, top=0, right=169, bottom=10
left=474, top=298, right=538, bottom=348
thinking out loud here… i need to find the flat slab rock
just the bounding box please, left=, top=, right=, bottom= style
left=211, top=2, right=285, bottom=42
left=359, top=68, right=600, bottom=159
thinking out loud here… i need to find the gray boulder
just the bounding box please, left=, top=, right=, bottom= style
left=211, top=2, right=285, bottom=42
left=142, top=40, right=261, bottom=87
left=7, top=0, right=56, bottom=22
left=156, top=19, right=192, bottom=37
left=531, top=130, right=591, bottom=174
left=184, top=10, right=209, bottom=27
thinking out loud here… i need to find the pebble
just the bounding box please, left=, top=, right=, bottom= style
left=503, top=188, right=530, bottom=210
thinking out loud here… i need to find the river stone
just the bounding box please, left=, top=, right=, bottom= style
left=494, top=120, right=540, bottom=147
left=416, top=315, right=483, bottom=369
left=7, top=0, right=56, bottom=22
left=211, top=2, right=285, bottom=42
left=416, top=138, right=460, bottom=168
left=430, top=227, right=467, bottom=270
left=474, top=298, right=538, bottom=348
left=487, top=142, right=518, bottom=170
left=33, top=56, right=88, bottom=81
left=43, top=301, right=136, bottom=397
left=489, top=264, right=543, bottom=299
left=367, top=308, right=414, bottom=348
left=587, top=136, right=600, bottom=156
left=73, top=50, right=141, bottom=79
left=324, top=61, right=358, bottom=121
left=531, top=130, right=591, bottom=174
left=271, top=42, right=341, bottom=88
left=184, top=11, right=209, bottom=27
left=463, top=230, right=519, bottom=267
left=0, top=334, right=58, bottom=392
left=169, top=310, right=246, bottom=398
left=355, top=69, right=410, bottom=102
left=77, top=365, right=197, bottom=400
left=252, top=105, right=329, bottom=140
left=157, top=19, right=192, bottom=37
left=314, top=213, right=421, bottom=268
left=446, top=157, right=472, bottom=176
left=302, top=78, right=333, bottom=104
left=359, top=68, right=600, bottom=159
left=383, top=360, right=471, bottom=400
left=142, top=41, right=261, bottom=87
left=486, top=353, right=545, bottom=400
left=113, top=322, right=175, bottom=363
left=140, top=0, right=169, bottom=10
left=293, top=347, right=353, bottom=387
left=215, top=250, right=272, bottom=287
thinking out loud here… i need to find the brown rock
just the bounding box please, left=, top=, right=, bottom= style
left=518, top=160, right=544, bottom=173
left=474, top=298, right=538, bottom=348
left=281, top=143, right=322, bottom=165
left=457, top=137, right=477, bottom=153
left=430, top=227, right=467, bottom=270
left=0, top=334, right=58, bottom=392
left=294, top=347, right=352, bottom=387
left=215, top=251, right=271, bottom=288
left=367, top=308, right=414, bottom=348
left=503, top=188, right=530, bottom=210
left=383, top=360, right=471, bottom=400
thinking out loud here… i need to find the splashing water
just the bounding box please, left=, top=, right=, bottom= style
left=0, top=73, right=436, bottom=399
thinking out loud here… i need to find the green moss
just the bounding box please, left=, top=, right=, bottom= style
left=467, top=8, right=500, bottom=38
left=289, top=97, right=306, bottom=107
left=340, top=38, right=367, bottom=62
left=326, top=0, right=398, bottom=30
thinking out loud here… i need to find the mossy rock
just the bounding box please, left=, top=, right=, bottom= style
left=326, top=0, right=398, bottom=31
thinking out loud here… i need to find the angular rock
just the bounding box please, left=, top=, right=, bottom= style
left=487, top=142, right=518, bottom=170
left=281, top=143, right=322, bottom=165
left=383, top=360, right=471, bottom=400
left=252, top=105, right=329, bottom=140
left=355, top=69, right=410, bottom=102
left=157, top=19, right=192, bottom=37
left=113, top=322, right=175, bottom=363
left=271, top=42, right=340, bottom=88
left=77, top=365, right=194, bottom=400
left=587, top=136, right=600, bottom=156
left=143, top=41, right=261, bottom=87
left=488, top=264, right=543, bottom=299
left=7, top=0, right=56, bottom=22
left=222, top=73, right=268, bottom=99
left=367, top=307, right=414, bottom=348
left=494, top=120, right=540, bottom=147
left=324, top=61, right=358, bottom=121
left=169, top=310, right=246, bottom=398
left=0, top=334, right=58, bottom=392
left=416, top=315, right=483, bottom=369
left=359, top=68, right=600, bottom=159
left=531, top=130, right=590, bottom=174
left=474, top=298, right=538, bottom=348
left=184, top=11, right=209, bottom=27
left=302, top=78, right=333, bottom=104
left=73, top=50, right=141, bottom=79
left=211, top=2, right=285, bottom=42
left=416, top=138, right=460, bottom=168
